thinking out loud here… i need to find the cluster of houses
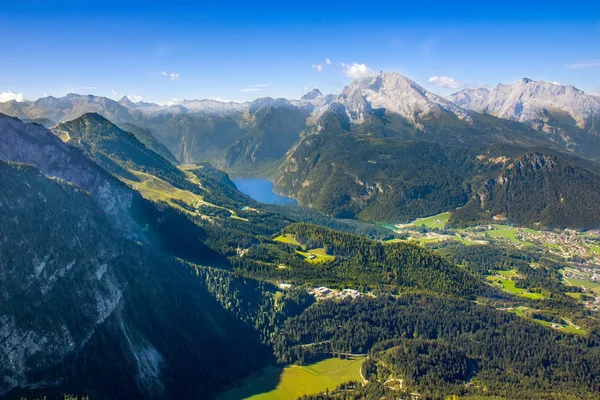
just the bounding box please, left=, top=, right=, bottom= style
left=584, top=295, right=600, bottom=311
left=563, top=267, right=600, bottom=283
left=308, top=286, right=362, bottom=300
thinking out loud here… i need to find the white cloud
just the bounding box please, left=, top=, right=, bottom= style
left=111, top=88, right=117, bottom=98
left=161, top=71, right=179, bottom=80
left=312, top=64, right=325, bottom=72
left=241, top=88, right=263, bottom=92
left=253, top=84, right=270, bottom=87
left=0, top=90, right=25, bottom=102
left=78, top=86, right=96, bottom=90
left=566, top=61, right=600, bottom=70
left=428, top=76, right=463, bottom=89
left=166, top=98, right=181, bottom=106
left=325, top=58, right=331, bottom=65
left=340, top=62, right=373, bottom=79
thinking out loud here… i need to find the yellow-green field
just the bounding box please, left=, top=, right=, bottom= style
left=218, top=357, right=364, bottom=400
left=410, top=212, right=450, bottom=229
left=486, top=226, right=532, bottom=246
left=562, top=277, right=600, bottom=294
left=521, top=228, right=543, bottom=236
left=274, top=234, right=335, bottom=263
left=274, top=234, right=301, bottom=246
left=487, top=274, right=545, bottom=299
left=296, top=248, right=335, bottom=263
left=497, top=269, right=519, bottom=278
left=119, top=169, right=198, bottom=213
left=590, top=245, right=600, bottom=254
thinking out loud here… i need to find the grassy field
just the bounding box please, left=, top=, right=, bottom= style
left=296, top=248, right=335, bottom=264
left=505, top=307, right=585, bottom=335
left=521, top=228, right=543, bottom=236
left=566, top=292, right=583, bottom=299
left=497, top=269, right=519, bottom=278
left=218, top=357, right=364, bottom=400
left=486, top=225, right=532, bottom=246
left=274, top=234, right=301, bottom=246
left=410, top=212, right=450, bottom=229
left=274, top=235, right=335, bottom=263
left=120, top=170, right=197, bottom=214
left=590, top=245, right=600, bottom=254
left=120, top=168, right=247, bottom=221
left=562, top=277, right=600, bottom=294
left=487, top=275, right=545, bottom=299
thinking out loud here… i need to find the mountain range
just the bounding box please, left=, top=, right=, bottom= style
left=2, top=72, right=600, bottom=230
left=3, top=71, right=600, bottom=398
left=451, top=78, right=600, bottom=159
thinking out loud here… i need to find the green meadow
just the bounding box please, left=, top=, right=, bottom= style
left=410, top=212, right=451, bottom=229
left=274, top=234, right=335, bottom=263
left=274, top=234, right=301, bottom=246
left=218, top=357, right=364, bottom=400
left=487, top=273, right=545, bottom=299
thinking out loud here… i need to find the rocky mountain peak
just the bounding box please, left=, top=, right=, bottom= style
left=310, top=71, right=470, bottom=125
left=301, top=88, right=323, bottom=101
left=451, top=78, right=600, bottom=129
left=118, top=95, right=136, bottom=108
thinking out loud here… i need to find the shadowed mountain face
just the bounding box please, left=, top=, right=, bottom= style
left=0, top=113, right=141, bottom=238
left=0, top=113, right=225, bottom=265
left=0, top=161, right=271, bottom=399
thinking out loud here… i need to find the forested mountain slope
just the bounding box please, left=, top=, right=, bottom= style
left=0, top=161, right=272, bottom=399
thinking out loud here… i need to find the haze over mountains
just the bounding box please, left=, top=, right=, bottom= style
left=3, top=72, right=600, bottom=229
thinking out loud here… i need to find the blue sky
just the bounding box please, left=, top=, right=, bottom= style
left=1, top=0, right=599, bottom=104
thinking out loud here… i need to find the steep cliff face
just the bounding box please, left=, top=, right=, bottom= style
left=0, top=114, right=140, bottom=238
left=0, top=161, right=270, bottom=398
left=0, top=161, right=132, bottom=394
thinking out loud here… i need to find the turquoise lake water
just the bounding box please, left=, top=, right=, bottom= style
left=232, top=178, right=298, bottom=205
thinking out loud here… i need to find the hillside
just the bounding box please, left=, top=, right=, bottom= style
left=233, top=223, right=490, bottom=298
left=118, top=122, right=178, bottom=163
left=0, top=113, right=224, bottom=265
left=278, top=295, right=600, bottom=399
left=52, top=113, right=184, bottom=185
left=0, top=161, right=272, bottom=399
left=452, top=152, right=600, bottom=229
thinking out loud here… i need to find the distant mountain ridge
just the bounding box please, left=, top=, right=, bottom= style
left=451, top=78, right=600, bottom=158
left=4, top=72, right=600, bottom=227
